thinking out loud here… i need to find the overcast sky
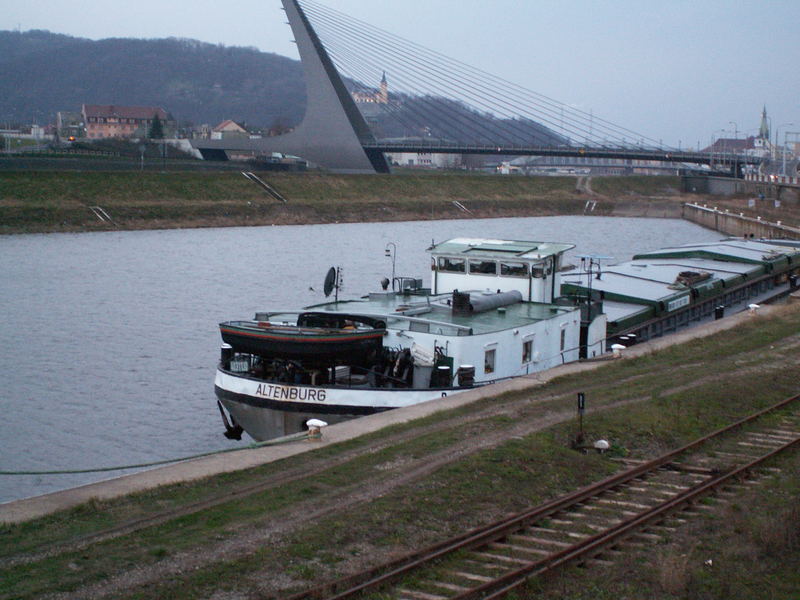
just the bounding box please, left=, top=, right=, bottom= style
left=3, top=0, right=798, bottom=147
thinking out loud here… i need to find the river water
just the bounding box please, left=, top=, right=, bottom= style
left=0, top=216, right=721, bottom=503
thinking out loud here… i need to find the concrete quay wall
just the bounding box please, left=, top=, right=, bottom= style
left=681, top=174, right=799, bottom=204
left=682, top=203, right=800, bottom=240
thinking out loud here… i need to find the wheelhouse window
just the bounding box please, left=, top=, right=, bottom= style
left=469, top=260, right=497, bottom=275
left=500, top=262, right=529, bottom=277
left=522, top=339, right=533, bottom=364
left=484, top=348, right=496, bottom=374
left=438, top=257, right=465, bottom=273
left=560, top=328, right=566, bottom=352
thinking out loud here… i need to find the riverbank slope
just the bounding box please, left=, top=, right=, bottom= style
left=0, top=172, right=685, bottom=234
left=2, top=301, right=799, bottom=599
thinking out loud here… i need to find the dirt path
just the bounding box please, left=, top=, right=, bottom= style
left=40, top=325, right=800, bottom=599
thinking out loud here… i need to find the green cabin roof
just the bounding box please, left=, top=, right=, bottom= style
left=429, top=238, right=575, bottom=260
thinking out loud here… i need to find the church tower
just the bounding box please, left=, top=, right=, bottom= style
left=758, top=106, right=770, bottom=142
left=379, top=71, right=388, bottom=104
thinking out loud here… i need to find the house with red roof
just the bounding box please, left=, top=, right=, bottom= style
left=211, top=119, right=250, bottom=140
left=82, top=104, right=173, bottom=139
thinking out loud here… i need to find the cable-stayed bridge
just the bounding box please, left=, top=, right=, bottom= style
left=193, top=0, right=759, bottom=175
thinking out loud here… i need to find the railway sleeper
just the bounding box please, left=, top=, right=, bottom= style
left=646, top=524, right=680, bottom=534
left=767, top=427, right=800, bottom=437
left=760, top=466, right=783, bottom=473
left=741, top=475, right=769, bottom=485
left=509, top=533, right=574, bottom=548
left=472, top=550, right=530, bottom=566
left=643, top=469, right=700, bottom=481
left=629, top=481, right=695, bottom=494
left=737, top=440, right=783, bottom=450
left=560, top=512, right=625, bottom=529
left=579, top=520, right=626, bottom=532
left=748, top=431, right=797, bottom=442
left=489, top=541, right=551, bottom=557
left=663, top=462, right=717, bottom=476
left=396, top=588, right=448, bottom=600
left=746, top=429, right=793, bottom=438
left=622, top=484, right=686, bottom=497
left=594, top=497, right=654, bottom=510
left=621, top=478, right=675, bottom=488
left=425, top=580, right=471, bottom=594
left=694, top=501, right=721, bottom=511
left=527, top=525, right=585, bottom=539
left=460, top=558, right=507, bottom=574
left=581, top=504, right=640, bottom=518
left=446, top=569, right=493, bottom=583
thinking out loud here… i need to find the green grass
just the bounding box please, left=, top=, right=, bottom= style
left=2, top=305, right=798, bottom=599
left=590, top=174, right=680, bottom=196
left=0, top=171, right=682, bottom=233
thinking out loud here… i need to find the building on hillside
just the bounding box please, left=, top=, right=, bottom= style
left=351, top=72, right=393, bottom=121
left=700, top=107, right=778, bottom=159
left=701, top=136, right=758, bottom=155
left=210, top=120, right=251, bottom=140
left=352, top=71, right=389, bottom=105
left=191, top=124, right=213, bottom=140
left=82, top=104, right=173, bottom=139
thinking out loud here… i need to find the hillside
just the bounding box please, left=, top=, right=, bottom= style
left=0, top=30, right=563, bottom=145
left=0, top=30, right=307, bottom=128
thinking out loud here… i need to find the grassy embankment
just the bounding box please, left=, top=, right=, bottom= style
left=1, top=303, right=799, bottom=599
left=0, top=171, right=682, bottom=234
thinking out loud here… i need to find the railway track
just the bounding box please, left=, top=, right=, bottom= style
left=289, top=393, right=800, bottom=600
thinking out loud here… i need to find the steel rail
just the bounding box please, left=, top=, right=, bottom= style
left=289, top=392, right=800, bottom=600
left=473, top=434, right=800, bottom=600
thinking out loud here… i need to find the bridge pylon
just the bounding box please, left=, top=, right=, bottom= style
left=192, top=0, right=389, bottom=173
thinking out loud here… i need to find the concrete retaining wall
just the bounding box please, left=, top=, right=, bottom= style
left=681, top=175, right=746, bottom=196
left=681, top=174, right=799, bottom=204
left=682, top=203, right=800, bottom=240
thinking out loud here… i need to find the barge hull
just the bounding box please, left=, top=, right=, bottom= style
left=215, top=369, right=464, bottom=439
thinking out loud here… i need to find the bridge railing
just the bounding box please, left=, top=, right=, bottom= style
left=745, top=173, right=800, bottom=187
left=363, top=141, right=762, bottom=167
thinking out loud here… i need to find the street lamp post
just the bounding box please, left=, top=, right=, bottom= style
left=783, top=130, right=799, bottom=176
left=385, top=242, right=397, bottom=291
left=776, top=123, right=795, bottom=173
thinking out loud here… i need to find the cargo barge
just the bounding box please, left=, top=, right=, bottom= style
left=215, top=237, right=800, bottom=441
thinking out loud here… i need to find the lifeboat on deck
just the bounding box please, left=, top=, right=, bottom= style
left=219, top=312, right=386, bottom=364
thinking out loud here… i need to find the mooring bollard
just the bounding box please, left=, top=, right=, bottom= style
left=306, top=418, right=328, bottom=440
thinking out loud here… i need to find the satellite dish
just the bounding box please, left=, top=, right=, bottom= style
left=323, top=267, right=337, bottom=297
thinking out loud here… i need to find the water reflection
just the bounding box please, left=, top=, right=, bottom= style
left=0, top=215, right=721, bottom=503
